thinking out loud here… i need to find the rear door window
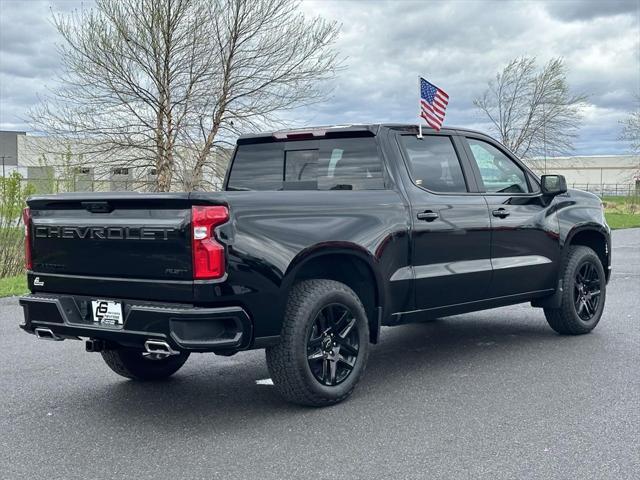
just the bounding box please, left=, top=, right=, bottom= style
left=400, top=135, right=468, bottom=193
left=227, top=137, right=385, bottom=191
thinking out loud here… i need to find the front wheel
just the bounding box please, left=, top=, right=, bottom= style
left=101, top=348, right=190, bottom=381
left=266, top=280, right=370, bottom=407
left=544, top=246, right=606, bottom=335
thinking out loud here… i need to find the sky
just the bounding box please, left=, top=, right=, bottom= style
left=0, top=0, right=638, bottom=155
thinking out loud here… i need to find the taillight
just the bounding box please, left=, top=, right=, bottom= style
left=23, top=207, right=32, bottom=270
left=191, top=206, right=229, bottom=279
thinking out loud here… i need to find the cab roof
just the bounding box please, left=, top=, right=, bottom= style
left=237, top=124, right=490, bottom=143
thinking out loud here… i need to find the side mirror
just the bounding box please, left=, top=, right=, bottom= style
left=541, top=174, right=567, bottom=196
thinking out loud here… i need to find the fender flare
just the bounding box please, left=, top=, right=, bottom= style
left=282, top=243, right=386, bottom=342
left=563, top=222, right=609, bottom=250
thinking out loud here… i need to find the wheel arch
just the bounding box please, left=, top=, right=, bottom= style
left=283, top=244, right=384, bottom=343
left=564, top=224, right=610, bottom=281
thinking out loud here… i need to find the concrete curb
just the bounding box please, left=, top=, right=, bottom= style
left=0, top=296, right=21, bottom=306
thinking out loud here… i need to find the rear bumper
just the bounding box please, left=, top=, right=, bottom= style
left=19, top=294, right=252, bottom=353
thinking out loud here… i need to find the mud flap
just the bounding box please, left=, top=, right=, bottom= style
left=531, top=279, right=564, bottom=309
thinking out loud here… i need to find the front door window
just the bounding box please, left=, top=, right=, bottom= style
left=467, top=138, right=529, bottom=194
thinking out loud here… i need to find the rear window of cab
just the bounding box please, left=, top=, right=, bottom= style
left=227, top=137, right=386, bottom=191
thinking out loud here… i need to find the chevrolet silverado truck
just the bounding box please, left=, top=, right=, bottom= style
left=19, top=124, right=611, bottom=406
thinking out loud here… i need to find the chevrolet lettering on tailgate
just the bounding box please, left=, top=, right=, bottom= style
left=34, top=226, right=176, bottom=240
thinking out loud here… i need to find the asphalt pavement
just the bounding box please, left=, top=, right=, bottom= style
left=1, top=229, right=638, bottom=480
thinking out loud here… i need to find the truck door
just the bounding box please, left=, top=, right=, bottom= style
left=461, top=135, right=561, bottom=298
left=396, top=133, right=492, bottom=310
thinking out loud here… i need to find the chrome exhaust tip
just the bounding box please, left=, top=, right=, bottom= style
left=144, top=339, right=179, bottom=356
left=34, top=327, right=63, bottom=341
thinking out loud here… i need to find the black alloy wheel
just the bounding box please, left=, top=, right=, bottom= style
left=573, top=260, right=602, bottom=321
left=306, top=303, right=359, bottom=386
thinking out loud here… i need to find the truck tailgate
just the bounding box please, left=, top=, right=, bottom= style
left=26, top=193, right=197, bottom=301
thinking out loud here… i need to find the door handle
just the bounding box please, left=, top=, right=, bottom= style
left=492, top=208, right=510, bottom=218
left=417, top=210, right=439, bottom=222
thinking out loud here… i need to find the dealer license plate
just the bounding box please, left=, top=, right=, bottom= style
left=91, top=300, right=124, bottom=326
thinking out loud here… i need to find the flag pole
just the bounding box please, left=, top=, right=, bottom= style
left=417, top=76, right=423, bottom=139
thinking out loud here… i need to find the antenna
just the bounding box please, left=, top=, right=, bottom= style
left=417, top=76, right=423, bottom=139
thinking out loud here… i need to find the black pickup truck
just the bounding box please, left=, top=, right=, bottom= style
left=19, top=124, right=611, bottom=406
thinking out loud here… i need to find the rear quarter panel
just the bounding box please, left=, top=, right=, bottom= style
left=191, top=190, right=410, bottom=338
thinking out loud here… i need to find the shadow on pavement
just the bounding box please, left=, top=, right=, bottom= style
left=37, top=312, right=589, bottom=434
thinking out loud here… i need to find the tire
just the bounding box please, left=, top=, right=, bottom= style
left=544, top=245, right=606, bottom=335
left=266, top=279, right=370, bottom=407
left=101, top=348, right=190, bottom=381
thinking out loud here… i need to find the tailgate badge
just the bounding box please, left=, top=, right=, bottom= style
left=33, top=277, right=44, bottom=287
left=82, top=201, right=113, bottom=213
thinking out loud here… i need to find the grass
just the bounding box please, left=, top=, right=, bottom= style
left=601, top=195, right=640, bottom=230
left=601, top=195, right=638, bottom=205
left=605, top=212, right=640, bottom=230
left=0, top=275, right=27, bottom=298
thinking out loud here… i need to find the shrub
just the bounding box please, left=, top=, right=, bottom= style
left=0, top=173, right=35, bottom=277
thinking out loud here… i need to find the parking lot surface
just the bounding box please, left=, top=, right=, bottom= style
left=1, top=228, right=638, bottom=479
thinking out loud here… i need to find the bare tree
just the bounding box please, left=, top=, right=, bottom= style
left=474, top=57, right=587, bottom=166
left=30, top=0, right=340, bottom=191
left=620, top=94, right=640, bottom=184
left=620, top=94, right=640, bottom=154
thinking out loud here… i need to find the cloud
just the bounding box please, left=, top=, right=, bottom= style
left=0, top=0, right=638, bottom=155
left=0, top=0, right=91, bottom=130
left=542, top=0, right=639, bottom=21
left=294, top=0, right=640, bottom=154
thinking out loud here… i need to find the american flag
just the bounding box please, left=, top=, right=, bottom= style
left=420, top=77, right=449, bottom=131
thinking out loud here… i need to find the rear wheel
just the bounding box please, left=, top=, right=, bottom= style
left=544, top=246, right=606, bottom=335
left=101, top=348, right=190, bottom=381
left=266, top=280, right=370, bottom=406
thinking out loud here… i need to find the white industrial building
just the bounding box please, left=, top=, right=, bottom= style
left=0, top=130, right=227, bottom=192
left=1, top=130, right=155, bottom=191
left=526, top=155, right=640, bottom=195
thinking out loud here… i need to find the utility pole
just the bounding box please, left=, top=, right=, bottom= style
left=0, top=155, right=12, bottom=195
left=542, top=104, right=548, bottom=174
left=0, top=155, right=11, bottom=179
